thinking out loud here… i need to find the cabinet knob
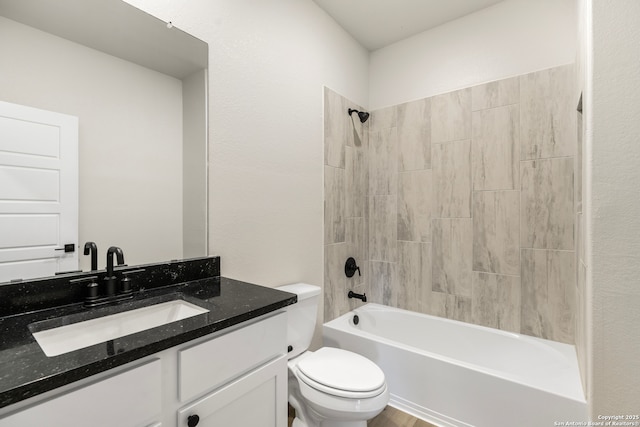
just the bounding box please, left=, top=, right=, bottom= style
left=187, top=414, right=200, bottom=427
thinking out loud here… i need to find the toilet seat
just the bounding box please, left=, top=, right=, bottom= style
left=295, top=347, right=386, bottom=399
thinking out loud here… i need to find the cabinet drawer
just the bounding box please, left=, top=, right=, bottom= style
left=179, top=312, right=286, bottom=401
left=0, top=359, right=161, bottom=427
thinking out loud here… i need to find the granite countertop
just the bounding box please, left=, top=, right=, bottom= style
left=0, top=276, right=296, bottom=409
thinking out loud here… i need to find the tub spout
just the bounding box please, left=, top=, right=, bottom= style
left=348, top=290, right=367, bottom=302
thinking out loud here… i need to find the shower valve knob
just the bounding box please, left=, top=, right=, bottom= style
left=345, top=257, right=361, bottom=278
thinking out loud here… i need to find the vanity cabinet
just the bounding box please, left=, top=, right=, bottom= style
left=0, top=311, right=288, bottom=427
left=0, top=359, right=162, bottom=427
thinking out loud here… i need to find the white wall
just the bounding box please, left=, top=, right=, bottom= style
left=369, top=0, right=576, bottom=109
left=0, top=16, right=184, bottom=271
left=587, top=0, right=640, bottom=416
left=123, top=0, right=369, bottom=346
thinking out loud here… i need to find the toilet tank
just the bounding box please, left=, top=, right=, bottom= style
left=277, top=283, right=320, bottom=359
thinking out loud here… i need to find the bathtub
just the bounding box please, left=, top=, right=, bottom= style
left=323, top=303, right=587, bottom=427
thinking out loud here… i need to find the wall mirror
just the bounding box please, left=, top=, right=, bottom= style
left=0, top=0, right=208, bottom=282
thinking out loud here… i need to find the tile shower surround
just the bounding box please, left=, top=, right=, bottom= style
left=323, top=63, right=577, bottom=344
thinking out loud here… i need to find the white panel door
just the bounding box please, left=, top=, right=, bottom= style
left=0, top=101, right=78, bottom=283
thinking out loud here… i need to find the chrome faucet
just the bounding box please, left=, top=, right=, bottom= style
left=104, top=246, right=125, bottom=297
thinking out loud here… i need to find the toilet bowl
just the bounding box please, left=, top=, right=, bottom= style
left=277, top=284, right=389, bottom=427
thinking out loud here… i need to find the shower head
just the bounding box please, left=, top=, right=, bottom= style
left=348, top=108, right=370, bottom=123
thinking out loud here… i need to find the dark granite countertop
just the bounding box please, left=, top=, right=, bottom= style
left=0, top=275, right=296, bottom=409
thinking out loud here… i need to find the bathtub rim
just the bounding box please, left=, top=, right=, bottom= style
left=323, top=303, right=586, bottom=405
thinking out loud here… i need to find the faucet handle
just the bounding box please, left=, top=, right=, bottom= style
left=345, top=257, right=361, bottom=278
left=70, top=276, right=99, bottom=305
left=120, top=269, right=145, bottom=295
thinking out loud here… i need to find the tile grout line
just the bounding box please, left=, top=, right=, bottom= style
left=520, top=155, right=575, bottom=162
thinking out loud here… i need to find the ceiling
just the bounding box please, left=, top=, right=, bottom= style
left=0, top=0, right=207, bottom=79
left=313, top=0, right=506, bottom=51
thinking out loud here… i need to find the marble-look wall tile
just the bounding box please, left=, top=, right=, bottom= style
left=324, top=88, right=347, bottom=168
left=346, top=102, right=367, bottom=148
left=472, top=272, right=521, bottom=333
left=325, top=67, right=577, bottom=346
left=521, top=249, right=575, bottom=343
left=520, top=64, right=576, bottom=159
left=369, top=128, right=398, bottom=196
left=521, top=158, right=574, bottom=250
left=324, top=166, right=345, bottom=244
left=432, top=218, right=472, bottom=298
left=398, top=170, right=432, bottom=242
left=369, top=196, right=397, bottom=262
left=397, top=241, right=431, bottom=313
left=472, top=105, right=520, bottom=191
left=368, top=261, right=397, bottom=307
left=433, top=140, right=471, bottom=217
left=397, top=98, right=431, bottom=171
left=370, top=105, right=397, bottom=132
left=471, top=76, right=519, bottom=111
left=351, top=119, right=368, bottom=149
left=346, top=217, right=367, bottom=286
left=324, top=243, right=347, bottom=321
left=431, top=88, right=471, bottom=143
left=430, top=291, right=472, bottom=323
left=473, top=191, right=520, bottom=276
left=346, top=146, right=368, bottom=218
left=576, top=110, right=583, bottom=213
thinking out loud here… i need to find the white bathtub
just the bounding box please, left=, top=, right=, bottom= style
left=323, top=303, right=587, bottom=427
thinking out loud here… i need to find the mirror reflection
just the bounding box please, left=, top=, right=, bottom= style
left=0, top=0, right=208, bottom=283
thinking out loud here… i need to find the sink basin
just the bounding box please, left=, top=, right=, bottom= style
left=32, top=300, right=209, bottom=357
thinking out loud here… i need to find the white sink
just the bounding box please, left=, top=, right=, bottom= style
left=32, top=300, right=209, bottom=357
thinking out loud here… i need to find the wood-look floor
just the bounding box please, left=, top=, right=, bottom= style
left=288, top=405, right=438, bottom=427
left=368, top=406, right=438, bottom=427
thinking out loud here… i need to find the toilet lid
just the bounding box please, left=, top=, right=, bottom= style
left=297, top=347, right=385, bottom=394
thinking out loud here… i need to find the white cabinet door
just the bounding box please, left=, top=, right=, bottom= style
left=0, top=359, right=162, bottom=427
left=177, top=355, right=288, bottom=427
left=0, top=100, right=78, bottom=282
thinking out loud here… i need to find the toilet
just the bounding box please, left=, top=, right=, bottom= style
left=277, top=283, right=389, bottom=427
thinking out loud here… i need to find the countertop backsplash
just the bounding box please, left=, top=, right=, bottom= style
left=0, top=256, right=221, bottom=317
